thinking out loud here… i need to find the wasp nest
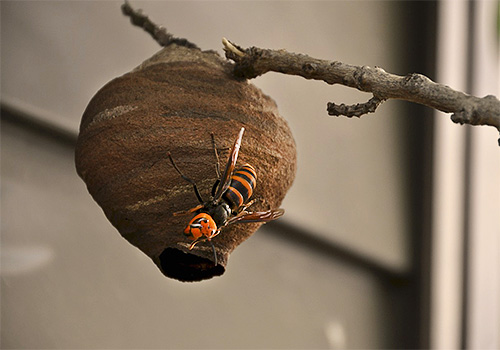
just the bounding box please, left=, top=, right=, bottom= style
left=75, top=44, right=296, bottom=281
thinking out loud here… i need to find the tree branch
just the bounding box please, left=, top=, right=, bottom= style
left=121, top=2, right=500, bottom=144
left=122, top=1, right=198, bottom=49
left=223, top=38, right=500, bottom=144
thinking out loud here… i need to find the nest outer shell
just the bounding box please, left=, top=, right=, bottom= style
left=75, top=45, right=296, bottom=282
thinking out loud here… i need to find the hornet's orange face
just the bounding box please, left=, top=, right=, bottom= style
left=183, top=213, right=218, bottom=242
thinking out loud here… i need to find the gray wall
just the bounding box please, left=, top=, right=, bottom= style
left=1, top=1, right=426, bottom=348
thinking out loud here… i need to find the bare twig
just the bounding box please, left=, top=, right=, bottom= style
left=223, top=38, right=500, bottom=144
left=327, top=96, right=384, bottom=118
left=121, top=2, right=500, bottom=144
left=122, top=1, right=198, bottom=49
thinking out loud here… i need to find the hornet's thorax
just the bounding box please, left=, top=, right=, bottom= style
left=168, top=127, right=284, bottom=265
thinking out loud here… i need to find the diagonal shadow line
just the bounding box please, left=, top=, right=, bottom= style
left=265, top=220, right=411, bottom=285
left=2, top=101, right=411, bottom=285
left=1, top=103, right=78, bottom=148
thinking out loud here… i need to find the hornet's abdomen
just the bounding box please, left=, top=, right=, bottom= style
left=223, top=164, right=257, bottom=210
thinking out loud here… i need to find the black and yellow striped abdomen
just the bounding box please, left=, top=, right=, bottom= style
left=223, top=164, right=257, bottom=210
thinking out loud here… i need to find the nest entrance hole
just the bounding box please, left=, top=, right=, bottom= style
left=159, top=248, right=225, bottom=282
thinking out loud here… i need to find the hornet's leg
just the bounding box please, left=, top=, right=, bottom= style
left=189, top=237, right=218, bottom=266
left=173, top=204, right=204, bottom=216
left=239, top=199, right=256, bottom=213
left=210, top=133, right=222, bottom=197
left=209, top=133, right=234, bottom=197
left=210, top=133, right=222, bottom=179
left=168, top=152, right=204, bottom=204
left=210, top=241, right=218, bottom=266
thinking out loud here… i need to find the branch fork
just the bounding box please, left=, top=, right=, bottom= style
left=222, top=38, right=500, bottom=144
left=122, top=2, right=500, bottom=145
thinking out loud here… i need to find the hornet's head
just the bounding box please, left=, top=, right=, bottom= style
left=183, top=213, right=218, bottom=242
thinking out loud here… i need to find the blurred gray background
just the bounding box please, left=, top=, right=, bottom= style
left=2, top=1, right=498, bottom=349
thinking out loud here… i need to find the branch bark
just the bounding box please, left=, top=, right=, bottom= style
left=122, top=1, right=198, bottom=49
left=223, top=38, right=500, bottom=144
left=121, top=2, right=500, bottom=145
